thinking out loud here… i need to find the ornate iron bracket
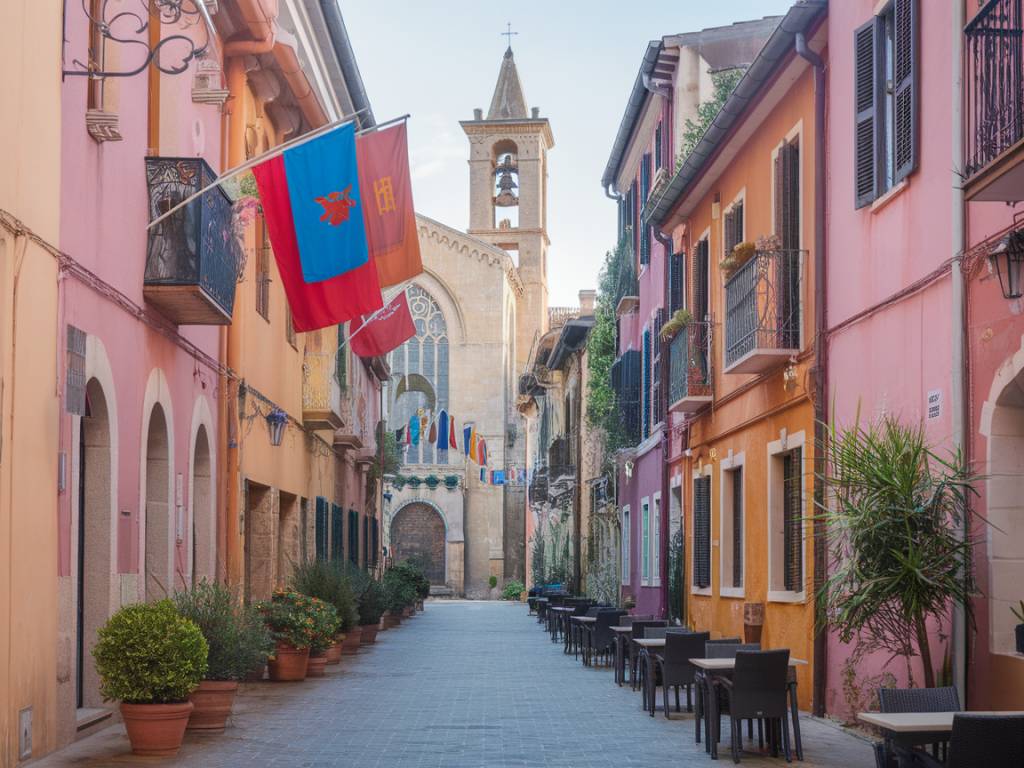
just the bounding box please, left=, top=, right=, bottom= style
left=63, top=0, right=211, bottom=80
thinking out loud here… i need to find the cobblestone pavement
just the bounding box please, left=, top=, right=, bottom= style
left=36, top=601, right=873, bottom=767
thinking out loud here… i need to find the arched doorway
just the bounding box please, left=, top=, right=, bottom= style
left=77, top=378, right=112, bottom=709
left=145, top=404, right=171, bottom=600
left=191, top=424, right=213, bottom=585
left=390, top=502, right=446, bottom=584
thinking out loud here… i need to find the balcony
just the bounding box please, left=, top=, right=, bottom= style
left=144, top=157, right=239, bottom=324
left=964, top=0, right=1024, bottom=201
left=724, top=249, right=803, bottom=374
left=668, top=321, right=712, bottom=413
left=302, top=335, right=344, bottom=431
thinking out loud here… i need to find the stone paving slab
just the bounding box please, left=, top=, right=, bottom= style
left=33, top=601, right=874, bottom=767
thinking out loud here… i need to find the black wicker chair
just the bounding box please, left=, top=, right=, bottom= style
left=907, top=714, right=1024, bottom=768
left=655, top=631, right=710, bottom=718
left=874, top=686, right=961, bottom=768
left=583, top=609, right=626, bottom=666
left=695, top=643, right=759, bottom=751
left=627, top=620, right=668, bottom=689
left=717, top=650, right=791, bottom=764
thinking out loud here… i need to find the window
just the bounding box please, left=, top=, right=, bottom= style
left=336, top=324, right=348, bottom=391
left=256, top=216, right=271, bottom=320
left=314, top=497, right=328, bottom=561
left=389, top=286, right=449, bottom=465
left=652, top=309, right=664, bottom=428
left=854, top=0, right=917, bottom=208
left=774, top=137, right=802, bottom=349
left=621, top=505, right=631, bottom=585
left=692, top=474, right=711, bottom=591
left=655, top=122, right=664, bottom=171
left=721, top=458, right=744, bottom=597
left=723, top=199, right=744, bottom=258
left=363, top=516, right=369, bottom=568
left=331, top=503, right=344, bottom=561
left=669, top=252, right=685, bottom=314
left=639, top=154, right=652, bottom=266
left=86, top=0, right=105, bottom=110
left=348, top=510, right=359, bottom=564
left=371, top=518, right=379, bottom=567
left=641, top=327, right=652, bottom=439
left=652, top=492, right=662, bottom=587
left=768, top=432, right=806, bottom=600
left=692, top=237, right=709, bottom=322
left=641, top=497, right=651, bottom=585
left=286, top=306, right=296, bottom=347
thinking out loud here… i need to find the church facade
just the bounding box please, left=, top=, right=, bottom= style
left=382, top=48, right=552, bottom=598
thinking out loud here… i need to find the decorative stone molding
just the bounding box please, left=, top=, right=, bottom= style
left=416, top=214, right=525, bottom=296
left=86, top=109, right=123, bottom=143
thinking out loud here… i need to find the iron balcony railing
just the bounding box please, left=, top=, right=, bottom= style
left=668, top=321, right=712, bottom=406
left=965, top=0, right=1024, bottom=178
left=724, top=249, right=803, bottom=370
left=145, top=157, right=239, bottom=321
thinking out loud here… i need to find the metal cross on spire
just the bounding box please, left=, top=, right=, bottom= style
left=502, top=22, right=518, bottom=49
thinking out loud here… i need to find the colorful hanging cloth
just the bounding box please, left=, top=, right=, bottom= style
left=449, top=416, right=458, bottom=450
left=409, top=414, right=420, bottom=446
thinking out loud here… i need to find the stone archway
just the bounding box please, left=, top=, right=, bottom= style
left=144, top=404, right=171, bottom=600
left=391, top=502, right=446, bottom=585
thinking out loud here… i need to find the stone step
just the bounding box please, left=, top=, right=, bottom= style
left=429, top=585, right=456, bottom=597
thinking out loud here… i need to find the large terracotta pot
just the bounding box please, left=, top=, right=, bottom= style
left=402, top=605, right=413, bottom=618
left=382, top=612, right=400, bottom=629
left=306, top=651, right=328, bottom=678
left=325, top=639, right=343, bottom=665
left=187, top=680, right=238, bottom=732
left=360, top=624, right=379, bottom=644
left=267, top=642, right=309, bottom=682
left=341, top=626, right=362, bottom=654
left=120, top=701, right=194, bottom=757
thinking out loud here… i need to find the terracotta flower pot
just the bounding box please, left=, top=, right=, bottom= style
left=360, top=624, right=379, bottom=644
left=120, top=701, right=194, bottom=757
left=416, top=600, right=425, bottom=611
left=306, top=651, right=328, bottom=678
left=187, top=680, right=238, bottom=733
left=402, top=606, right=413, bottom=618
left=382, top=612, right=400, bottom=629
left=342, top=626, right=362, bottom=654
left=267, top=642, right=309, bottom=682
left=325, top=639, right=343, bottom=665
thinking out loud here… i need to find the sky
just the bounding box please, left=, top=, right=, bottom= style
left=341, top=0, right=795, bottom=306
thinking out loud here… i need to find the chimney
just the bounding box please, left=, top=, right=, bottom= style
left=578, top=289, right=596, bottom=317
left=473, top=108, right=483, bottom=120
left=531, top=107, right=540, bottom=119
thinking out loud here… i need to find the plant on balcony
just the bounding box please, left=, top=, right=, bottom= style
left=172, top=581, right=273, bottom=732
left=659, top=308, right=693, bottom=341
left=816, top=415, right=982, bottom=688
left=677, top=68, right=745, bottom=169
left=720, top=241, right=756, bottom=279
left=92, top=600, right=208, bottom=755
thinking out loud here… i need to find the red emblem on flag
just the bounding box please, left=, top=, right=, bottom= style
left=315, top=185, right=357, bottom=226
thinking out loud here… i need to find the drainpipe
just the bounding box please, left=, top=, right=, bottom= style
left=655, top=227, right=674, bottom=619
left=950, top=0, right=968, bottom=706
left=319, top=0, right=376, bottom=128
left=605, top=184, right=623, bottom=201
left=794, top=31, right=828, bottom=718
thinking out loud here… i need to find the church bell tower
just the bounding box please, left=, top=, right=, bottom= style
left=461, top=45, right=553, bottom=370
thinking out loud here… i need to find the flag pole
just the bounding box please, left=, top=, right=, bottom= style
left=147, top=108, right=367, bottom=230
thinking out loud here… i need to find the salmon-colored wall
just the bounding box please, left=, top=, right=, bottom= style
left=669, top=62, right=819, bottom=709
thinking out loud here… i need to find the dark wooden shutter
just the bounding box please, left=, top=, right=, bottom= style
left=893, top=0, right=918, bottom=183
left=854, top=19, right=879, bottom=208
left=783, top=448, right=803, bottom=592
left=692, top=239, right=709, bottom=321
left=641, top=328, right=652, bottom=438
left=315, top=497, right=328, bottom=561
left=724, top=202, right=744, bottom=256
left=669, top=252, right=685, bottom=314
left=620, top=349, right=642, bottom=445
left=331, top=503, right=344, bottom=561
left=640, top=154, right=652, bottom=265
left=693, top=476, right=711, bottom=589
left=776, top=142, right=800, bottom=250
left=66, top=325, right=87, bottom=416
left=652, top=309, right=665, bottom=426
left=371, top=518, right=379, bottom=566
left=655, top=122, right=664, bottom=170
left=732, top=468, right=743, bottom=589
left=348, top=509, right=359, bottom=564
left=363, top=516, right=369, bottom=566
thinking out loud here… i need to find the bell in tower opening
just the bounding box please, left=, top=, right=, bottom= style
left=494, top=152, right=519, bottom=208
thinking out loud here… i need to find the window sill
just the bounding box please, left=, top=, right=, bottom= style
left=720, top=587, right=745, bottom=599
left=767, top=590, right=807, bottom=604
left=869, top=178, right=909, bottom=215
left=691, top=586, right=712, bottom=597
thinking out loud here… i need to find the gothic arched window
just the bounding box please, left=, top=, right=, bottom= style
left=389, top=285, right=449, bottom=465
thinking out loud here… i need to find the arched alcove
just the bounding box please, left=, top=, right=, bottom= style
left=144, top=404, right=171, bottom=600
left=191, top=424, right=213, bottom=585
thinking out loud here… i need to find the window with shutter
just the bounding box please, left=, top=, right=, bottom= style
left=782, top=448, right=803, bottom=592
left=853, top=19, right=878, bottom=208
left=622, top=349, right=642, bottom=445
left=655, top=123, right=664, bottom=171
left=693, top=475, right=711, bottom=589
left=732, top=468, right=743, bottom=588
left=640, top=154, right=652, bottom=266
left=692, top=238, right=709, bottom=322
left=621, top=505, right=631, bottom=585
left=371, top=518, right=379, bottom=566
left=669, top=252, right=685, bottom=314
left=641, top=328, right=652, bottom=439
left=66, top=325, right=88, bottom=416
left=331, top=503, right=344, bottom=561
left=892, top=0, right=917, bottom=184
left=775, top=140, right=801, bottom=348
left=653, top=493, right=662, bottom=587
left=641, top=497, right=650, bottom=584
left=348, top=509, right=359, bottom=564
left=315, top=497, right=328, bottom=561
left=652, top=308, right=665, bottom=426
left=723, top=201, right=744, bottom=257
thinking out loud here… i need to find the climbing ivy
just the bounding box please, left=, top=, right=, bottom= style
left=677, top=68, right=745, bottom=169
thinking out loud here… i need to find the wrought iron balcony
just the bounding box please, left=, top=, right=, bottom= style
left=302, top=335, right=344, bottom=431
left=668, top=321, right=712, bottom=413
left=965, top=0, right=1024, bottom=200
left=724, top=249, right=803, bottom=374
left=144, top=157, right=239, bottom=324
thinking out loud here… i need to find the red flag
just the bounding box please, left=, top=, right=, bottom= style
left=357, top=122, right=422, bottom=288
left=349, top=291, right=416, bottom=358
left=252, top=157, right=382, bottom=331
left=449, top=417, right=458, bottom=450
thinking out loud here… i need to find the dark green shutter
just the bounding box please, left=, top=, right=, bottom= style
left=693, top=476, right=711, bottom=589
left=854, top=19, right=879, bottom=208
left=669, top=252, right=684, bottom=314
left=783, top=449, right=803, bottom=592
left=331, top=504, right=344, bottom=561
left=893, top=0, right=917, bottom=184
left=315, top=497, right=328, bottom=561
left=348, top=510, right=359, bottom=564
left=371, top=519, right=379, bottom=566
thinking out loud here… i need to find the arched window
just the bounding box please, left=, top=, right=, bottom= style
left=389, top=285, right=449, bottom=465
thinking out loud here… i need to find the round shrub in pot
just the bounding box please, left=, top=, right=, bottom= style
left=173, top=581, right=273, bottom=732
left=92, top=600, right=208, bottom=756
left=305, top=597, right=341, bottom=677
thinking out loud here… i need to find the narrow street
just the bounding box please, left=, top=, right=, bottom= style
left=37, top=602, right=869, bottom=768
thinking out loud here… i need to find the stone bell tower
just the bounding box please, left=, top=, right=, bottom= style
left=461, top=46, right=554, bottom=370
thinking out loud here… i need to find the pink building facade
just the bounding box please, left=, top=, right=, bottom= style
left=825, top=0, right=956, bottom=714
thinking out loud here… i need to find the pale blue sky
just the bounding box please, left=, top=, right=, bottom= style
left=341, top=0, right=794, bottom=305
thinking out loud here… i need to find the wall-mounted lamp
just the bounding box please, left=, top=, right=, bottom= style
left=383, top=491, right=393, bottom=504
left=783, top=359, right=798, bottom=392
left=990, top=230, right=1024, bottom=300
left=624, top=460, right=635, bottom=479
left=266, top=408, right=287, bottom=447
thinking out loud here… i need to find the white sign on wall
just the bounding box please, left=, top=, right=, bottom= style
left=927, top=389, right=942, bottom=420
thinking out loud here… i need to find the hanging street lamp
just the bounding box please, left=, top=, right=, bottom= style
left=989, top=230, right=1024, bottom=300
left=266, top=408, right=288, bottom=447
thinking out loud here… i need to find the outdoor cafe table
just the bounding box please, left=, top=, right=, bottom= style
left=856, top=711, right=1024, bottom=768
left=569, top=615, right=596, bottom=657
left=550, top=606, right=574, bottom=644
left=611, top=626, right=632, bottom=686
left=689, top=656, right=808, bottom=760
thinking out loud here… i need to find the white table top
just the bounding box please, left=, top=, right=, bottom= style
left=611, top=626, right=632, bottom=633
left=689, top=656, right=807, bottom=670
left=571, top=616, right=596, bottom=623
left=857, top=711, right=1024, bottom=733
left=634, top=638, right=666, bottom=648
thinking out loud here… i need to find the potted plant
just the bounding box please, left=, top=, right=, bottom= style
left=501, top=579, right=526, bottom=601
left=720, top=241, right=756, bottom=279
left=659, top=308, right=693, bottom=341
left=290, top=561, right=360, bottom=660
left=353, top=572, right=385, bottom=642
left=173, top=581, right=273, bottom=732
left=304, top=597, right=341, bottom=678
left=92, top=600, right=207, bottom=756
left=383, top=566, right=417, bottom=625
left=257, top=590, right=318, bottom=682
left=1013, top=601, right=1024, bottom=654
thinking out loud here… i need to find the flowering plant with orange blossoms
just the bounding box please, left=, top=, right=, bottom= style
left=257, top=589, right=325, bottom=650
